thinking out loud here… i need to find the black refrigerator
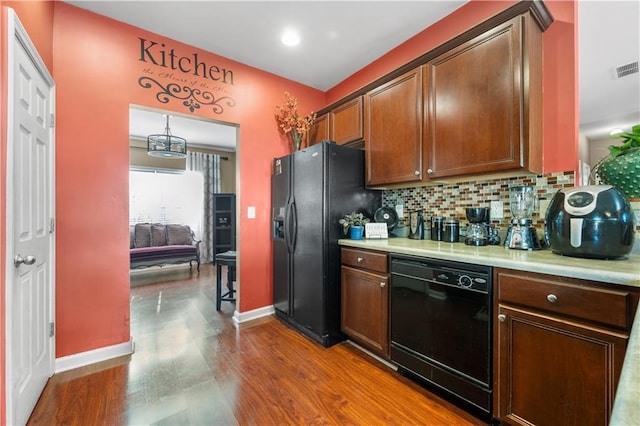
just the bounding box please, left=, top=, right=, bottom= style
left=271, top=141, right=381, bottom=347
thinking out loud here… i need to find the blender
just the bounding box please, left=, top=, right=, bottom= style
left=504, top=185, right=542, bottom=250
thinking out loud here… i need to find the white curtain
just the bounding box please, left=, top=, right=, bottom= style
left=187, top=152, right=221, bottom=263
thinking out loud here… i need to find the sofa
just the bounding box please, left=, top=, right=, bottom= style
left=130, top=223, right=200, bottom=271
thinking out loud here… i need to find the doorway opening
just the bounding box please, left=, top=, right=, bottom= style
left=127, top=105, right=239, bottom=298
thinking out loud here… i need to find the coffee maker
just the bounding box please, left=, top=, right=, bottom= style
left=465, top=208, right=490, bottom=246
left=504, top=185, right=542, bottom=250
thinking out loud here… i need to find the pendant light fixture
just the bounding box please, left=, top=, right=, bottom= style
left=147, top=114, right=187, bottom=158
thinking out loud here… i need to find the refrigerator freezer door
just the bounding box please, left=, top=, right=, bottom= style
left=272, top=156, right=291, bottom=316
left=290, top=146, right=325, bottom=335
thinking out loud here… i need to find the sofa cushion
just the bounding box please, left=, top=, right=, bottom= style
left=151, top=223, right=167, bottom=246
left=166, top=224, right=193, bottom=245
left=130, top=245, right=197, bottom=260
left=130, top=226, right=135, bottom=249
left=134, top=223, right=152, bottom=248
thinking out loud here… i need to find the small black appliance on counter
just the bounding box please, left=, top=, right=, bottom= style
left=408, top=211, right=424, bottom=239
left=544, top=185, right=635, bottom=259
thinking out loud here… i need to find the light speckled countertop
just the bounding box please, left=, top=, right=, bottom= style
left=611, top=303, right=640, bottom=425
left=338, top=238, right=640, bottom=286
left=338, top=238, right=640, bottom=423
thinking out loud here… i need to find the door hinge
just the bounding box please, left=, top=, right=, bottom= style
left=49, top=322, right=55, bottom=337
left=49, top=218, right=55, bottom=234
left=49, top=113, right=55, bottom=128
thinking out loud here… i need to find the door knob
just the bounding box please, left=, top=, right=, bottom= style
left=498, top=314, right=506, bottom=322
left=547, top=294, right=558, bottom=304
left=380, top=282, right=386, bottom=288
left=14, top=254, right=36, bottom=267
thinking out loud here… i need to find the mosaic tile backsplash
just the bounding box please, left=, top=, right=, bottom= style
left=381, top=171, right=640, bottom=243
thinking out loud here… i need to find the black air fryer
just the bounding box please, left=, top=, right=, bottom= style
left=545, top=185, right=635, bottom=259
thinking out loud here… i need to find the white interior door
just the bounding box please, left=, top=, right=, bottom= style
left=5, top=9, right=55, bottom=426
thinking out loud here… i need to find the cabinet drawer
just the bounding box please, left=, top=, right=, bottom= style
left=341, top=248, right=388, bottom=273
left=497, top=270, right=632, bottom=329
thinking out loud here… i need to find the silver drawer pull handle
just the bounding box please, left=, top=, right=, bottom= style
left=357, top=257, right=364, bottom=262
left=380, top=282, right=386, bottom=288
left=498, top=314, right=506, bottom=322
left=547, top=294, right=558, bottom=303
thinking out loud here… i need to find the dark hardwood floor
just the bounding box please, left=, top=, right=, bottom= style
left=28, top=264, right=487, bottom=425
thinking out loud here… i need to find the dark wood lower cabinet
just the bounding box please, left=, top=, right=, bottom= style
left=341, top=248, right=389, bottom=358
left=496, top=305, right=627, bottom=425
left=341, top=266, right=389, bottom=358
left=494, top=268, right=638, bottom=426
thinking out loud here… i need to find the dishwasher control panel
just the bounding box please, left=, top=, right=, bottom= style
left=390, top=255, right=491, bottom=293
left=432, top=268, right=489, bottom=292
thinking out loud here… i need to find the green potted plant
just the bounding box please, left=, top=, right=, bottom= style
left=592, top=124, right=640, bottom=200
left=339, top=211, right=370, bottom=240
left=607, top=124, right=640, bottom=158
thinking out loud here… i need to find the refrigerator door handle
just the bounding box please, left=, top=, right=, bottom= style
left=290, top=200, right=297, bottom=252
left=285, top=198, right=294, bottom=253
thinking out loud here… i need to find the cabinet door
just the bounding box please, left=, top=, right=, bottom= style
left=425, top=16, right=526, bottom=178
left=341, top=266, right=389, bottom=358
left=364, top=67, right=423, bottom=186
left=308, top=113, right=329, bottom=146
left=495, top=305, right=628, bottom=426
left=330, top=96, right=363, bottom=145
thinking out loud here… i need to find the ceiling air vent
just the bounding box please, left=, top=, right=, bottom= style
left=615, top=61, right=639, bottom=79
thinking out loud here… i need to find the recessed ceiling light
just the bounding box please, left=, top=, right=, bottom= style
left=281, top=29, right=300, bottom=47
left=610, top=128, right=624, bottom=136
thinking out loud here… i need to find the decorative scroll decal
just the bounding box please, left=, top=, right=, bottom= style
left=138, top=76, right=236, bottom=114
left=136, top=37, right=237, bottom=114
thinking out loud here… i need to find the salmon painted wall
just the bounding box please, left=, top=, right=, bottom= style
left=540, top=1, right=578, bottom=174
left=0, top=2, right=54, bottom=422
left=52, top=2, right=324, bottom=357
left=2, top=1, right=54, bottom=70
left=327, top=0, right=578, bottom=175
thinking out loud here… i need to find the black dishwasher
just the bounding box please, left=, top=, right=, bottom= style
left=390, top=254, right=493, bottom=416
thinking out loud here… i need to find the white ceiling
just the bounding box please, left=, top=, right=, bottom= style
left=66, top=1, right=640, bottom=150
left=129, top=106, right=238, bottom=152
left=578, top=1, right=639, bottom=140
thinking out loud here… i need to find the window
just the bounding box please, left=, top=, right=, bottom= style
left=129, top=169, right=204, bottom=237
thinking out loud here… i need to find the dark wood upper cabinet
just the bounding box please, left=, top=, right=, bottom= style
left=364, top=67, right=423, bottom=186
left=330, top=96, right=364, bottom=145
left=311, top=2, right=551, bottom=185
left=308, top=112, right=329, bottom=146
left=424, top=13, right=543, bottom=179
left=309, top=98, right=363, bottom=146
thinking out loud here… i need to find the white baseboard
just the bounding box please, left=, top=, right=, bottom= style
left=233, top=305, right=274, bottom=324
left=55, top=339, right=135, bottom=373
